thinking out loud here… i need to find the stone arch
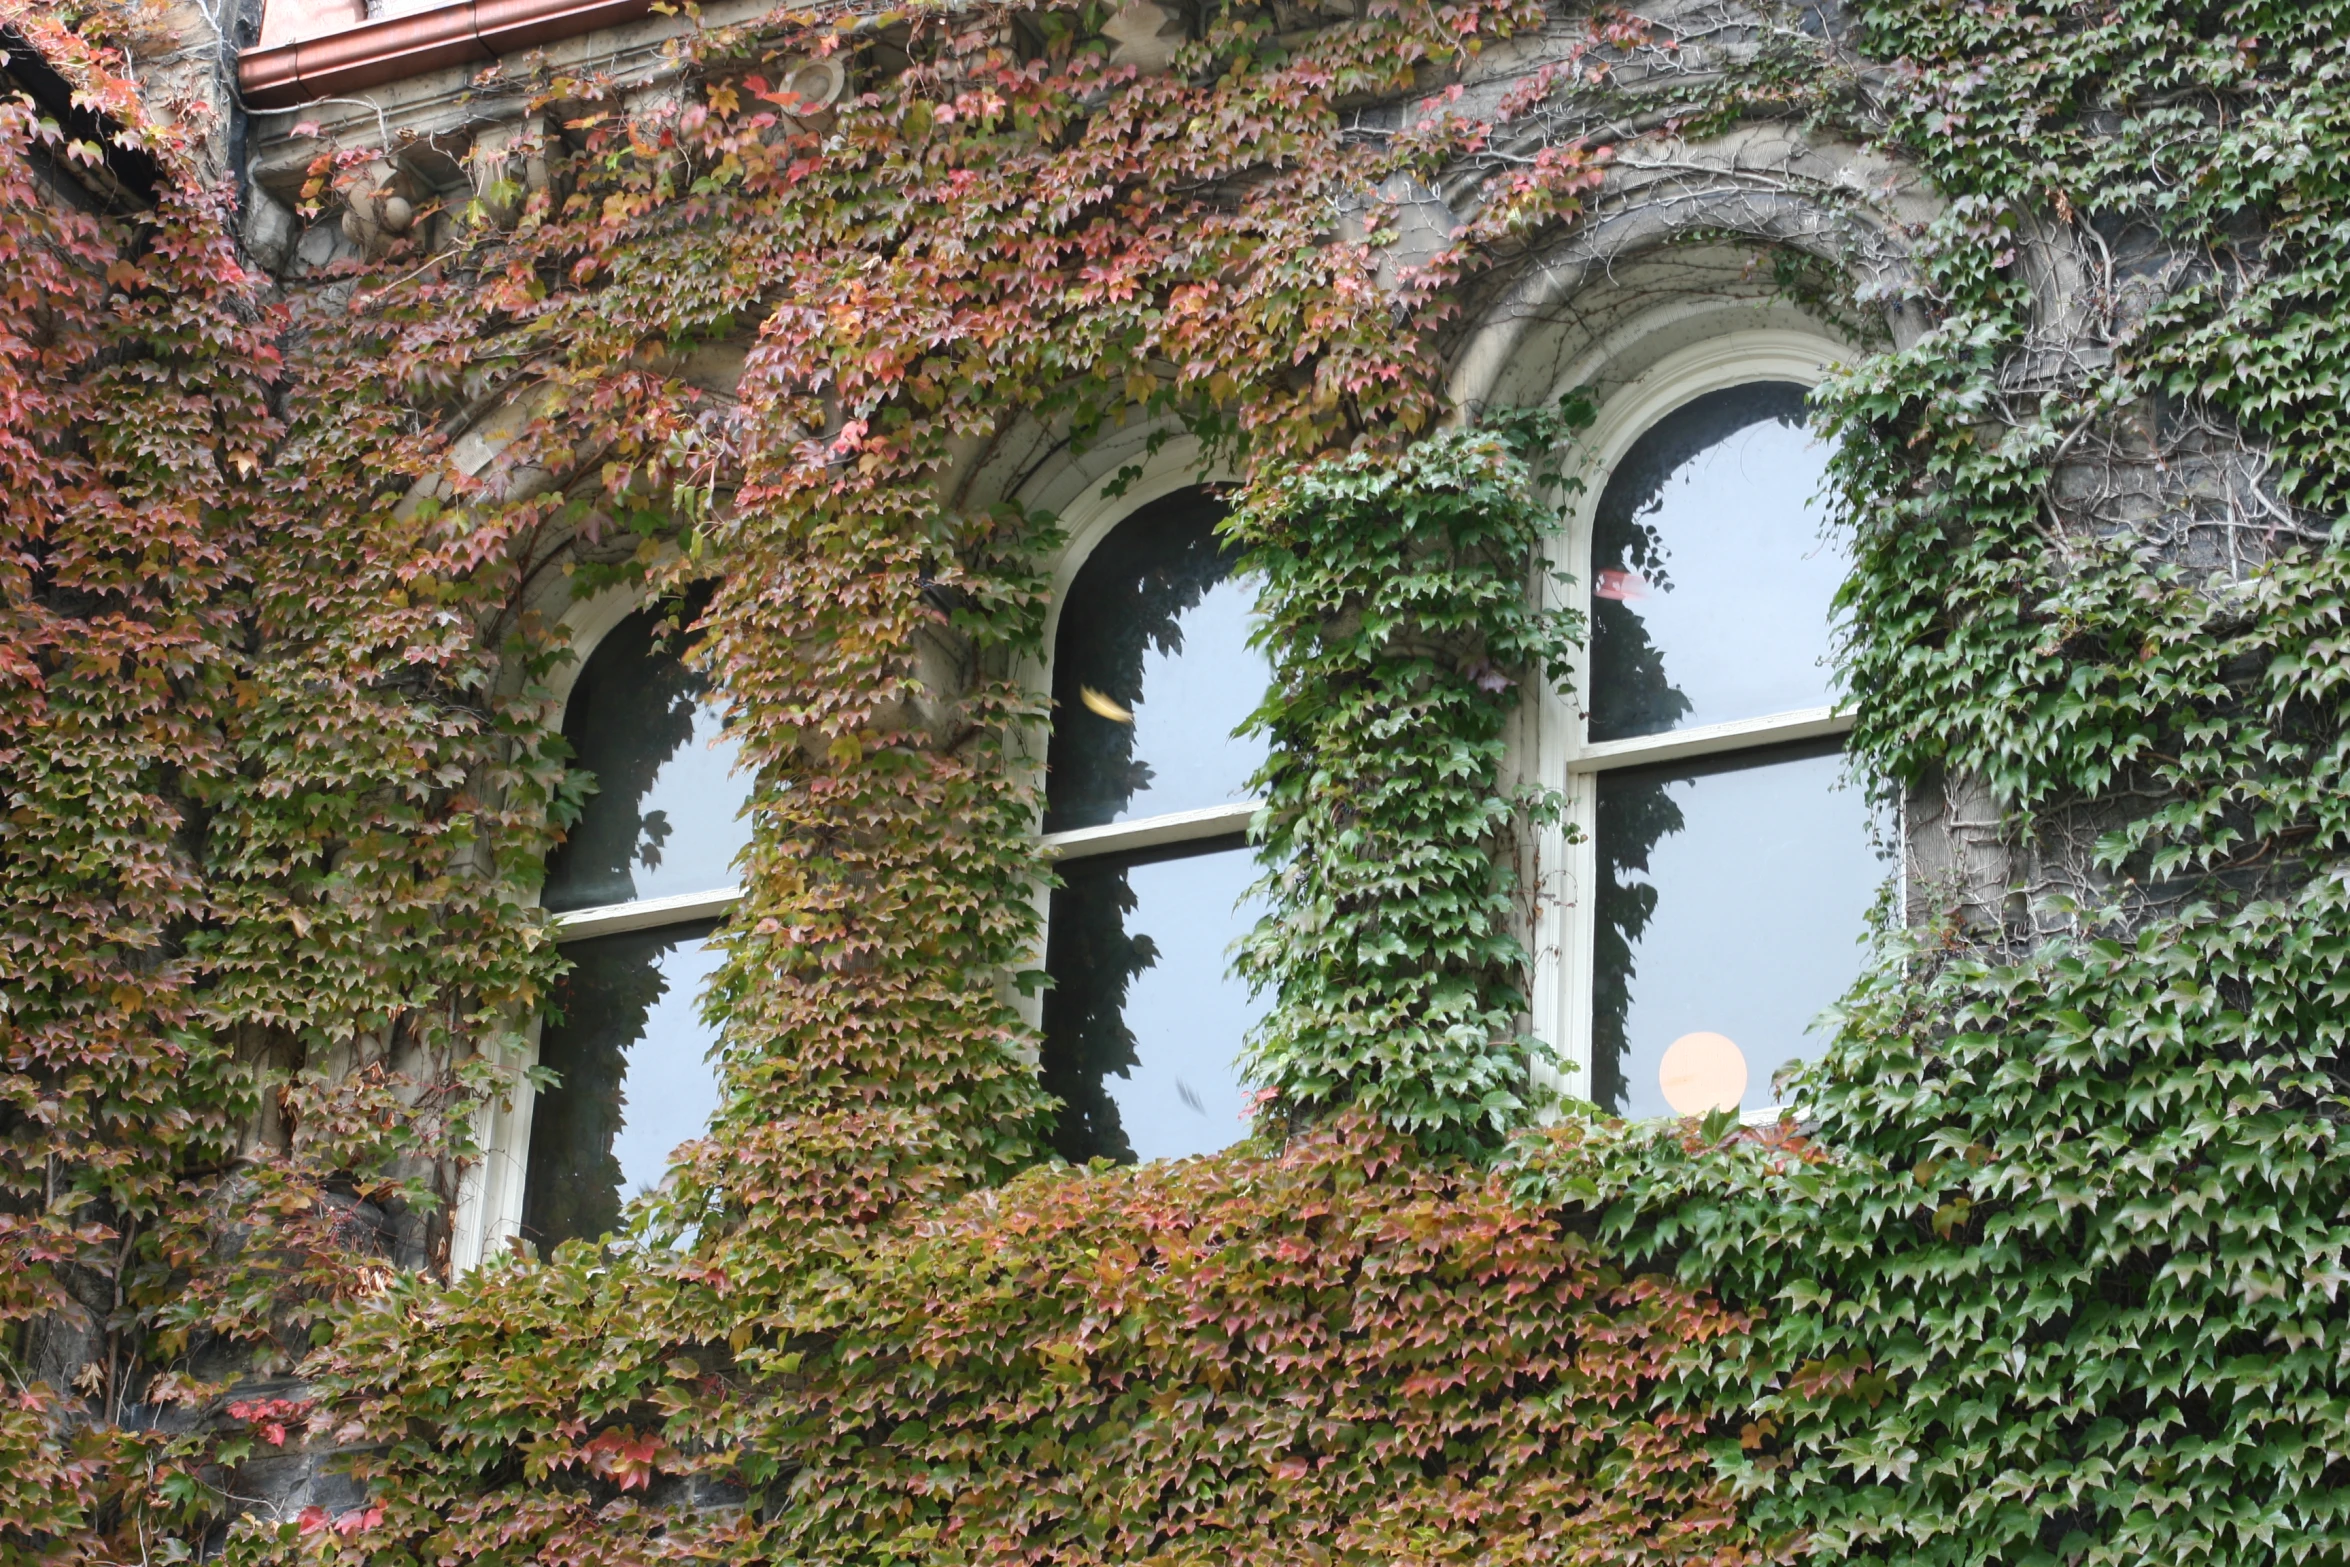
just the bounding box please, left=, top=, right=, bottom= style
left=1448, top=126, right=1941, bottom=419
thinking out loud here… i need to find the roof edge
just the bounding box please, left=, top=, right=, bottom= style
left=238, top=0, right=656, bottom=110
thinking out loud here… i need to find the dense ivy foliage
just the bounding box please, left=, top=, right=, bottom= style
left=1570, top=2, right=2350, bottom=1562
left=1228, top=411, right=1590, bottom=1149
left=9, top=0, right=2350, bottom=1564
left=1569, top=906, right=2350, bottom=1564
left=581, top=0, right=1607, bottom=1248
left=303, top=1116, right=1755, bottom=1566
left=2, top=2, right=1664, bottom=1560
left=0, top=13, right=571, bottom=1555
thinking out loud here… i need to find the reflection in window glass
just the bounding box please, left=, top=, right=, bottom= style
left=542, top=604, right=751, bottom=913
left=1042, top=842, right=1266, bottom=1163
left=522, top=922, right=725, bottom=1250
left=1588, top=383, right=1846, bottom=742
left=1044, top=490, right=1270, bottom=832
left=1592, top=744, right=1886, bottom=1120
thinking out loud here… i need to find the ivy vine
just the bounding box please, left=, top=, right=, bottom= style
left=1229, top=404, right=1592, bottom=1152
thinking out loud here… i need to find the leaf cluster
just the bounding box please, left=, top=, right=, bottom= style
left=1226, top=407, right=1592, bottom=1153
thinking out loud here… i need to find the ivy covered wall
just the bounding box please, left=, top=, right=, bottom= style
left=4, top=1, right=2350, bottom=1564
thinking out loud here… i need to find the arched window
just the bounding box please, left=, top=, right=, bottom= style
left=1039, top=488, right=1271, bottom=1164
left=1561, top=370, right=1888, bottom=1120
left=518, top=597, right=750, bottom=1251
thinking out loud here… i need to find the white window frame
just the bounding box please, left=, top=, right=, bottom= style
left=1013, top=441, right=1272, bottom=1163
left=1522, top=326, right=1858, bottom=1112
left=1014, top=440, right=1264, bottom=1004
left=449, top=584, right=744, bottom=1272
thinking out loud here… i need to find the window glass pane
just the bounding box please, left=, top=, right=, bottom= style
left=543, top=603, right=750, bottom=913
left=1588, top=383, right=1846, bottom=742
left=1045, top=490, right=1270, bottom=832
left=522, top=922, right=725, bottom=1251
left=1592, top=744, right=1887, bottom=1119
left=1042, top=841, right=1267, bottom=1163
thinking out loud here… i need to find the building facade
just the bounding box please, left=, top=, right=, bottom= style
left=5, top=0, right=2347, bottom=1560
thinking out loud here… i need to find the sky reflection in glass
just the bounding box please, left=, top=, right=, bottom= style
left=543, top=604, right=751, bottom=913
left=521, top=922, right=725, bottom=1250
left=1588, top=383, right=1848, bottom=742
left=1043, top=843, right=1266, bottom=1164
left=1045, top=491, right=1270, bottom=831
left=1592, top=744, right=1887, bottom=1120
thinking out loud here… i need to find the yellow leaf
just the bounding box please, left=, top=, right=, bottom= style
left=1080, top=686, right=1133, bottom=724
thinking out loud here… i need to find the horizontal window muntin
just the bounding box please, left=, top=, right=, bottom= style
left=1569, top=702, right=1850, bottom=773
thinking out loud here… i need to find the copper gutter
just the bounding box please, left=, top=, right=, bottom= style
left=239, top=0, right=656, bottom=110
